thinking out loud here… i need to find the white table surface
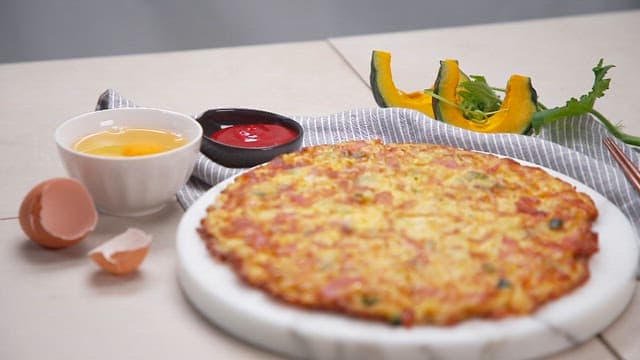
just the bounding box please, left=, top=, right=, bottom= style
left=1, top=10, right=638, bottom=360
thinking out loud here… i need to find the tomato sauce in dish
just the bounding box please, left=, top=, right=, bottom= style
left=210, top=123, right=298, bottom=148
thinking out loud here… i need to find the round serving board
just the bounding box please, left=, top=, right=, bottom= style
left=176, top=161, right=638, bottom=360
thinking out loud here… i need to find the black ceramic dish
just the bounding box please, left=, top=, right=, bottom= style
left=196, top=108, right=304, bottom=168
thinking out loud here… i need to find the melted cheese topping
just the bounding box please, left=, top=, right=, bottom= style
left=200, top=140, right=598, bottom=326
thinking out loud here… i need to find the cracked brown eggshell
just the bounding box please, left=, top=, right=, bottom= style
left=89, top=228, right=152, bottom=275
left=19, top=178, right=98, bottom=249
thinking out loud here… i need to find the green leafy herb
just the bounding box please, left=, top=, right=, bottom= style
left=425, top=76, right=504, bottom=124
left=465, top=170, right=489, bottom=180
left=424, top=75, right=502, bottom=124
left=361, top=294, right=379, bottom=306
left=497, top=278, right=512, bottom=289
left=458, top=75, right=503, bottom=122
left=531, top=59, right=640, bottom=146
left=388, top=313, right=403, bottom=326
left=548, top=218, right=563, bottom=230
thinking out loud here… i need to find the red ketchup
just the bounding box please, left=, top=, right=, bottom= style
left=210, top=123, right=298, bottom=148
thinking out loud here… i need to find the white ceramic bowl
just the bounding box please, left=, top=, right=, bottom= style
left=55, top=108, right=202, bottom=216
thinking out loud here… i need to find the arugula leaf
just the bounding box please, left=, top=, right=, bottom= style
left=458, top=75, right=504, bottom=122
left=424, top=75, right=504, bottom=124
left=531, top=59, right=640, bottom=145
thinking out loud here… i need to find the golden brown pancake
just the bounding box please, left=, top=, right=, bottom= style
left=200, top=140, right=598, bottom=326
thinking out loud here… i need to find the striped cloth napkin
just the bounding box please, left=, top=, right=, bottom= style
left=96, top=89, right=639, bottom=243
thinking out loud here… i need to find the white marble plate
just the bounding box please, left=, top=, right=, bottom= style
left=176, top=160, right=638, bottom=360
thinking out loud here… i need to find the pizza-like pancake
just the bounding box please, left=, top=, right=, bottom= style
left=199, top=140, right=598, bottom=326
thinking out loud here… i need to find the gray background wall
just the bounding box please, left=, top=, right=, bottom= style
left=2, top=0, right=639, bottom=64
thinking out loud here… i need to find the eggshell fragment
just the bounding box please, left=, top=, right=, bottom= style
left=19, top=178, right=98, bottom=249
left=89, top=228, right=152, bottom=275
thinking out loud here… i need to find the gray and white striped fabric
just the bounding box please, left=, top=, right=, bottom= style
left=96, top=89, right=639, bottom=243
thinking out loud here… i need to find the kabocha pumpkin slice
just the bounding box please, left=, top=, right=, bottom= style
left=433, top=59, right=538, bottom=134
left=370, top=51, right=470, bottom=119
left=370, top=50, right=436, bottom=118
